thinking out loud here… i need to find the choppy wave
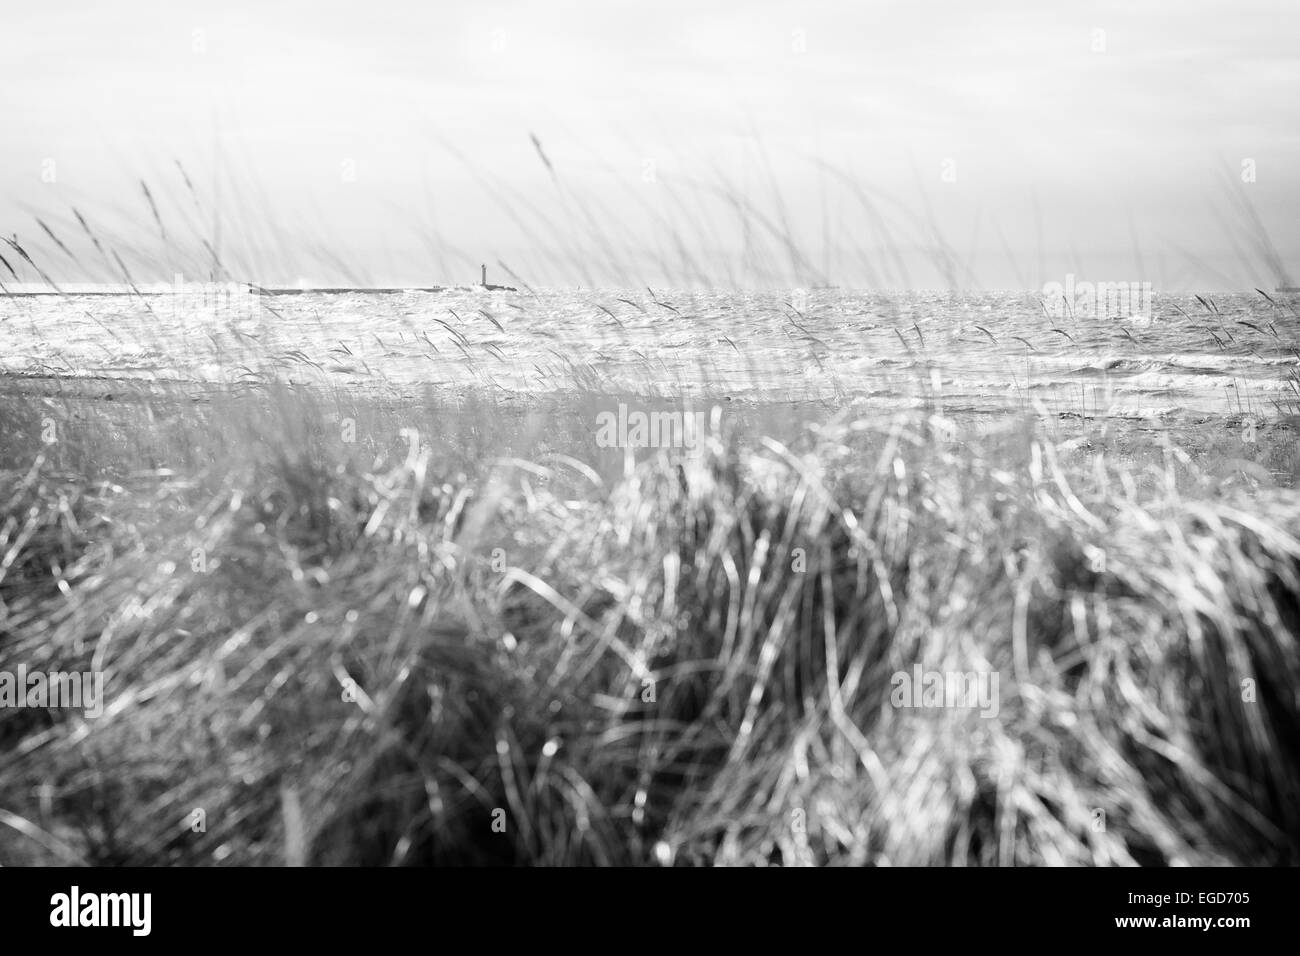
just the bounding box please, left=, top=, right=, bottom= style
left=1, top=289, right=1296, bottom=420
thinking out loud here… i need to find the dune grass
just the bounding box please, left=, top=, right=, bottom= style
left=2, top=144, right=1299, bottom=866
left=1, top=381, right=1299, bottom=866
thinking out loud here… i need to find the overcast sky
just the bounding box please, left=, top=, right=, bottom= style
left=2, top=0, right=1298, bottom=289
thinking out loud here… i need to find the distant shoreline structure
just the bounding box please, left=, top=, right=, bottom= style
left=0, top=286, right=516, bottom=296
left=3, top=279, right=1291, bottom=297
left=1, top=265, right=519, bottom=297
left=0, top=263, right=517, bottom=296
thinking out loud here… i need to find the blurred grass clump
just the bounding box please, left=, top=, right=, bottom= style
left=1, top=386, right=1298, bottom=866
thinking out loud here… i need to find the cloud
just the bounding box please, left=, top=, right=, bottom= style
left=2, top=0, right=1297, bottom=287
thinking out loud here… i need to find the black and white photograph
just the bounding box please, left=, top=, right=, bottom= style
left=0, top=0, right=1295, bottom=930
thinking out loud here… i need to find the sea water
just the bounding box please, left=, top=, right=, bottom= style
left=1, top=288, right=1295, bottom=421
